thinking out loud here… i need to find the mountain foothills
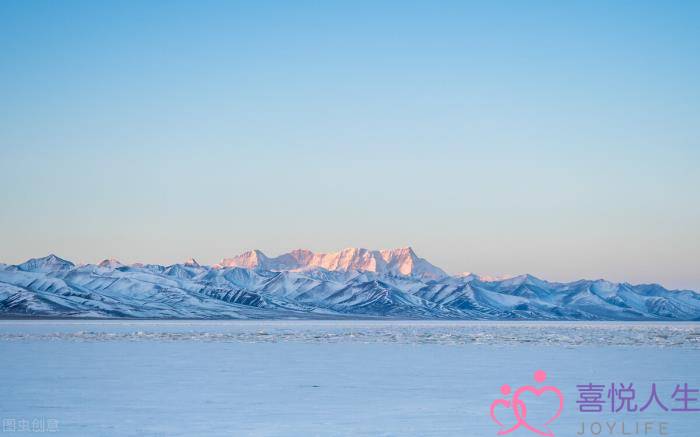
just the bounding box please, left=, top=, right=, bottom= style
left=1, top=248, right=699, bottom=320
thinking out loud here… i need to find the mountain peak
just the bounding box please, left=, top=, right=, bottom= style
left=98, top=258, right=124, bottom=268
left=216, top=249, right=268, bottom=269
left=387, top=246, right=415, bottom=253
left=214, top=247, right=447, bottom=279
left=184, top=257, right=200, bottom=267
left=18, top=254, right=75, bottom=272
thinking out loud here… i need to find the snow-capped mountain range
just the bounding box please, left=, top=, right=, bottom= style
left=215, top=247, right=447, bottom=279
left=1, top=248, right=699, bottom=320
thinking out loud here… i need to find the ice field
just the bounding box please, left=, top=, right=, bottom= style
left=1, top=321, right=698, bottom=436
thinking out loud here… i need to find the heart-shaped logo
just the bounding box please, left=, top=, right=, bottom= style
left=513, top=385, right=564, bottom=437
left=488, top=370, right=564, bottom=437
left=490, top=398, right=524, bottom=435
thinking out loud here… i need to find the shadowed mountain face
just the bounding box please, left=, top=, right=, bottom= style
left=1, top=252, right=699, bottom=320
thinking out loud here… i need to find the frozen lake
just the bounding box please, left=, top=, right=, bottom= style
left=1, top=321, right=699, bottom=436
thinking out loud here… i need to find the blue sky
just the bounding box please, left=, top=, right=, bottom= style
left=1, top=1, right=699, bottom=289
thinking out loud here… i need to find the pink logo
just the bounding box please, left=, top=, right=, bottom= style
left=489, top=370, right=564, bottom=436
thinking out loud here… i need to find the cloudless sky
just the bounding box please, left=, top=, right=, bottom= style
left=1, top=1, right=699, bottom=289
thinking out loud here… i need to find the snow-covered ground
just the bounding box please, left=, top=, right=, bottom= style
left=1, top=321, right=699, bottom=436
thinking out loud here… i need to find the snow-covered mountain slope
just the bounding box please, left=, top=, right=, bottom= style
left=216, top=247, right=448, bottom=280
left=1, top=253, right=699, bottom=320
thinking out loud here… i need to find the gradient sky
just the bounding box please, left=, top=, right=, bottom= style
left=1, top=1, right=699, bottom=289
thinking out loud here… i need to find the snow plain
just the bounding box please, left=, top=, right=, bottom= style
left=1, top=321, right=699, bottom=436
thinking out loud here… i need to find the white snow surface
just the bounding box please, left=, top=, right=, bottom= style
left=1, top=320, right=698, bottom=436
